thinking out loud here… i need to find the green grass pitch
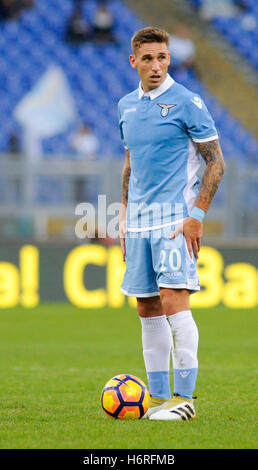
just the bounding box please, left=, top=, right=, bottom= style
left=0, top=304, right=257, bottom=449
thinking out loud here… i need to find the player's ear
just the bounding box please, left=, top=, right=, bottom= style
left=129, top=54, right=137, bottom=69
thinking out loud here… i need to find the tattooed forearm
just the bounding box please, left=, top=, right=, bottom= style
left=121, top=167, right=131, bottom=203
left=195, top=140, right=225, bottom=212
left=121, top=150, right=131, bottom=205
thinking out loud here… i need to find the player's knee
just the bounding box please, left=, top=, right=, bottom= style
left=160, top=288, right=190, bottom=315
left=136, top=296, right=163, bottom=317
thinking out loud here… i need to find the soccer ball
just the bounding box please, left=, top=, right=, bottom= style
left=101, top=374, right=150, bottom=419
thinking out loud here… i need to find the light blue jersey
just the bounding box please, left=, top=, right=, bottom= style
left=118, top=74, right=218, bottom=230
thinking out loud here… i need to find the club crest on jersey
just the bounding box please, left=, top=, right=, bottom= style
left=157, top=103, right=177, bottom=117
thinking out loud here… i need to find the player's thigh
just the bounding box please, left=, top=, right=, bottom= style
left=121, top=231, right=159, bottom=297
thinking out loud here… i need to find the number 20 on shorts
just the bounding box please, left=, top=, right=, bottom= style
left=160, top=249, right=182, bottom=272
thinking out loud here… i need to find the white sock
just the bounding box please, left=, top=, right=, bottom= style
left=167, top=310, right=199, bottom=398
left=140, top=315, right=172, bottom=398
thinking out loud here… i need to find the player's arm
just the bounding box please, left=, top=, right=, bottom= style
left=119, top=149, right=131, bottom=261
left=170, top=139, right=225, bottom=259
left=195, top=139, right=225, bottom=212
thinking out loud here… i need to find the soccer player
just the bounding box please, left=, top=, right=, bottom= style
left=118, top=27, right=225, bottom=420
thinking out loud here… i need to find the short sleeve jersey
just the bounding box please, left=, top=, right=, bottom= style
left=118, top=74, right=218, bottom=230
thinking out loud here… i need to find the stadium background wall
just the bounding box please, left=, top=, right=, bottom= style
left=0, top=243, right=257, bottom=309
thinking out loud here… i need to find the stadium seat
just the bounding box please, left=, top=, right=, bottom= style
left=189, top=0, right=258, bottom=69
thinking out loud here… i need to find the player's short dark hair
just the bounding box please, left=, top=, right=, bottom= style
left=131, top=27, right=170, bottom=54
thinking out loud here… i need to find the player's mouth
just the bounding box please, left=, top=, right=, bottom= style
left=150, top=75, right=161, bottom=81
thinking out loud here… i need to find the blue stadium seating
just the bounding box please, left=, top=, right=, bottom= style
left=188, top=0, right=258, bottom=69
left=0, top=0, right=257, bottom=204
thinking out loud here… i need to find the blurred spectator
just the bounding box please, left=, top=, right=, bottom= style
left=200, top=0, right=239, bottom=20
left=92, top=3, right=116, bottom=43
left=21, top=0, right=34, bottom=9
left=235, top=1, right=257, bottom=32
left=69, top=124, right=99, bottom=159
left=8, top=132, right=21, bottom=155
left=169, top=24, right=196, bottom=72
left=65, top=7, right=93, bottom=44
left=0, top=0, right=34, bottom=19
left=69, top=124, right=100, bottom=204
left=234, top=0, right=248, bottom=11
left=0, top=0, right=21, bottom=19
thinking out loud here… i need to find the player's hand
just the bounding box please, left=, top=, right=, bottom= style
left=169, top=217, right=203, bottom=260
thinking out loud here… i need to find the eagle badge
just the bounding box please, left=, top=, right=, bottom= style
left=157, top=103, right=177, bottom=117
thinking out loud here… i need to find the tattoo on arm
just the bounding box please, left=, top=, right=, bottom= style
left=195, top=139, right=225, bottom=212
left=121, top=151, right=131, bottom=205
left=121, top=167, right=131, bottom=203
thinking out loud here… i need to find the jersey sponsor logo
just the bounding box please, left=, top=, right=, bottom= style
left=191, top=96, right=203, bottom=109
left=157, top=103, right=177, bottom=117
left=124, top=107, right=137, bottom=114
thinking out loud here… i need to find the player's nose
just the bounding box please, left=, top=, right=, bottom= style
left=151, top=59, right=161, bottom=71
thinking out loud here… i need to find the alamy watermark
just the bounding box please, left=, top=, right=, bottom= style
left=75, top=195, right=184, bottom=244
